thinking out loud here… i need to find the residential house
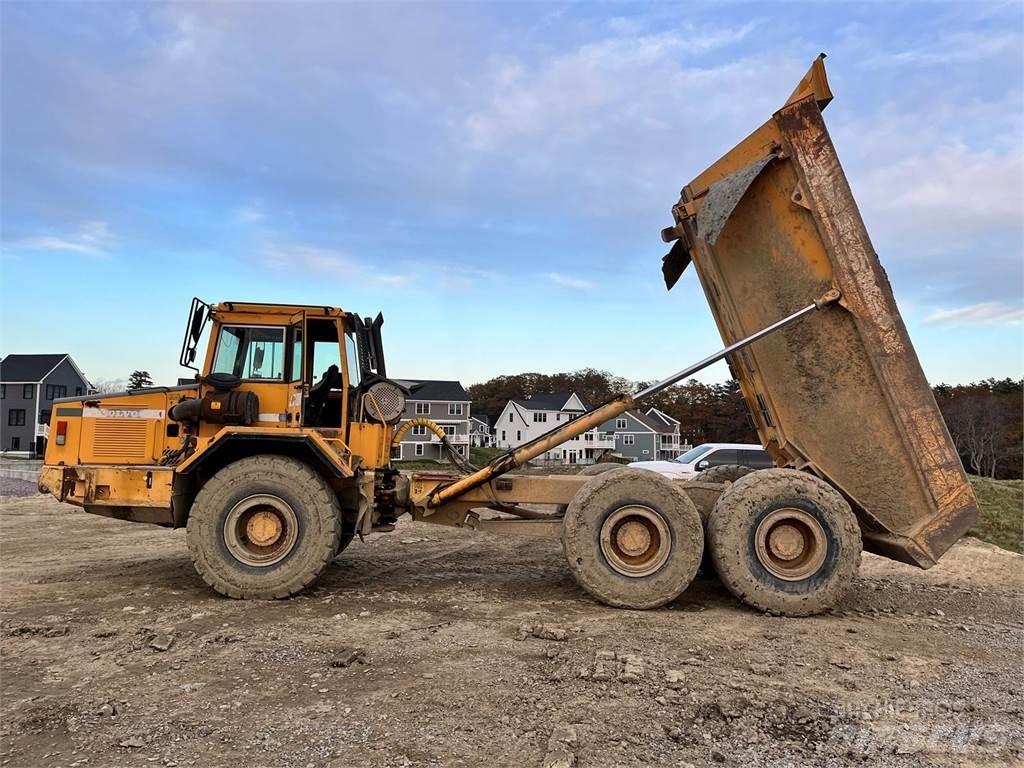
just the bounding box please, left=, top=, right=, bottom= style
left=600, top=407, right=683, bottom=463
left=392, top=379, right=471, bottom=462
left=492, top=392, right=615, bottom=465
left=0, top=354, right=91, bottom=457
left=644, top=407, right=686, bottom=460
left=469, top=415, right=492, bottom=448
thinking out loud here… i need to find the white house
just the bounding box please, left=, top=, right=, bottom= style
left=492, top=392, right=615, bottom=465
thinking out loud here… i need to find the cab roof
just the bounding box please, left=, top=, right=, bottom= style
left=211, top=302, right=347, bottom=317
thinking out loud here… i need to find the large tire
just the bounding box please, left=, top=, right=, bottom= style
left=186, top=456, right=341, bottom=599
left=706, top=468, right=861, bottom=616
left=578, top=463, right=627, bottom=477
left=561, top=469, right=703, bottom=609
left=694, top=464, right=756, bottom=484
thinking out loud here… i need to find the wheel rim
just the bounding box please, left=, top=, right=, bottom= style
left=754, top=508, right=827, bottom=581
left=223, top=494, right=299, bottom=567
left=599, top=504, right=672, bottom=578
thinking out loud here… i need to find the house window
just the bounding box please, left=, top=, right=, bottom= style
left=516, top=430, right=521, bottom=441
left=584, top=432, right=594, bottom=442
left=46, top=385, right=67, bottom=400
left=623, top=435, right=635, bottom=446
left=23, top=384, right=33, bottom=399
left=415, top=443, right=425, bottom=457
left=415, top=402, right=430, bottom=415
left=442, top=425, right=456, bottom=436
left=448, top=403, right=463, bottom=416
left=75, top=387, right=83, bottom=396
left=508, top=413, right=513, bottom=422
left=8, top=409, right=26, bottom=426
left=533, top=413, right=547, bottom=423
left=501, top=430, right=506, bottom=441
left=10, top=437, right=19, bottom=451
left=390, top=445, right=402, bottom=460
left=556, top=413, right=561, bottom=421
left=412, top=425, right=427, bottom=436
left=39, top=410, right=51, bottom=425
left=615, top=418, right=627, bottom=430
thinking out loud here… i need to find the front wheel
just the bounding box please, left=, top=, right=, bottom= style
left=706, top=468, right=861, bottom=616
left=186, top=456, right=341, bottom=599
left=561, top=469, right=703, bottom=609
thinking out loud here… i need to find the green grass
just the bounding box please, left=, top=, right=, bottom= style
left=968, top=476, right=1023, bottom=553
left=392, top=460, right=448, bottom=471
left=470, top=446, right=503, bottom=465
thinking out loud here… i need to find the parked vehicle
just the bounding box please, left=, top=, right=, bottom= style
left=631, top=443, right=772, bottom=479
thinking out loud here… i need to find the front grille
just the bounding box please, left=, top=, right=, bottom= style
left=92, top=419, right=149, bottom=459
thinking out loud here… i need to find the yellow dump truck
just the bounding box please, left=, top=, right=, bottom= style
left=39, top=56, right=977, bottom=616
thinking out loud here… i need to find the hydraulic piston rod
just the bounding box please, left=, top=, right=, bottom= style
left=427, top=288, right=841, bottom=507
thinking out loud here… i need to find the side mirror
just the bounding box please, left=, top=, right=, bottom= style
left=697, top=460, right=709, bottom=470
left=253, top=346, right=265, bottom=371
left=190, top=305, right=206, bottom=342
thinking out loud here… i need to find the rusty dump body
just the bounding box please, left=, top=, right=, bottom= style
left=660, top=55, right=978, bottom=568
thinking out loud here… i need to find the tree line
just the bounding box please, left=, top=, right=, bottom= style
left=469, top=369, right=1023, bottom=479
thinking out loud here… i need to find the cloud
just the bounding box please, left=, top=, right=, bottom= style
left=233, top=204, right=265, bottom=223
left=544, top=272, right=594, bottom=290
left=926, top=302, right=1024, bottom=325
left=261, top=241, right=409, bottom=286
left=463, top=23, right=762, bottom=155
left=4, top=221, right=111, bottom=255
left=855, top=144, right=1023, bottom=239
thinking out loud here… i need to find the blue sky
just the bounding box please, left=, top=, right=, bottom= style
left=2, top=1, right=1021, bottom=389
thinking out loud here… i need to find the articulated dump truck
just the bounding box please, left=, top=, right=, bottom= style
left=39, top=56, right=977, bottom=616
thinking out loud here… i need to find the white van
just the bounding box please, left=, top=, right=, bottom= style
left=631, top=443, right=772, bottom=480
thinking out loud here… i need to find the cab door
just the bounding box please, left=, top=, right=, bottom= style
left=301, top=316, right=348, bottom=432
left=286, top=319, right=305, bottom=427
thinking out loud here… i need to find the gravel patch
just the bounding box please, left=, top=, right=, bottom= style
left=0, top=478, right=38, bottom=497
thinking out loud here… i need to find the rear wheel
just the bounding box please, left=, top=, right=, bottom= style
left=186, top=456, right=341, bottom=599
left=706, top=469, right=861, bottom=616
left=561, top=469, right=703, bottom=609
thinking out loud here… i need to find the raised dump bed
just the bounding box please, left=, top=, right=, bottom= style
left=660, top=55, right=977, bottom=568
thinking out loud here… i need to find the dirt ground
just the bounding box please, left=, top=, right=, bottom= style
left=2, top=487, right=1022, bottom=768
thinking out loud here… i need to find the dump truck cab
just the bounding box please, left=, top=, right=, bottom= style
left=39, top=301, right=405, bottom=530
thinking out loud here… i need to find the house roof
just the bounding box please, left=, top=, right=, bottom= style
left=470, top=414, right=491, bottom=426
left=645, top=407, right=680, bottom=428
left=631, top=409, right=676, bottom=433
left=512, top=391, right=593, bottom=412
left=396, top=379, right=470, bottom=402
left=0, top=354, right=74, bottom=383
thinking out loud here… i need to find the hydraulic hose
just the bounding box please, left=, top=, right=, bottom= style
left=391, top=417, right=448, bottom=446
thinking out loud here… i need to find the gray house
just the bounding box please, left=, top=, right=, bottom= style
left=1, top=354, right=91, bottom=457
left=392, top=379, right=471, bottom=462
left=469, top=415, right=492, bottom=447
left=599, top=407, right=681, bottom=463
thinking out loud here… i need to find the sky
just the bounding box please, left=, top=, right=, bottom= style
left=1, top=1, right=1022, bottom=390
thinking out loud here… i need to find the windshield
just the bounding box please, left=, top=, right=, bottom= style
left=674, top=445, right=713, bottom=464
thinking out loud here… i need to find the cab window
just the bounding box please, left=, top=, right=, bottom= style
left=212, top=326, right=285, bottom=380
left=345, top=333, right=361, bottom=385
